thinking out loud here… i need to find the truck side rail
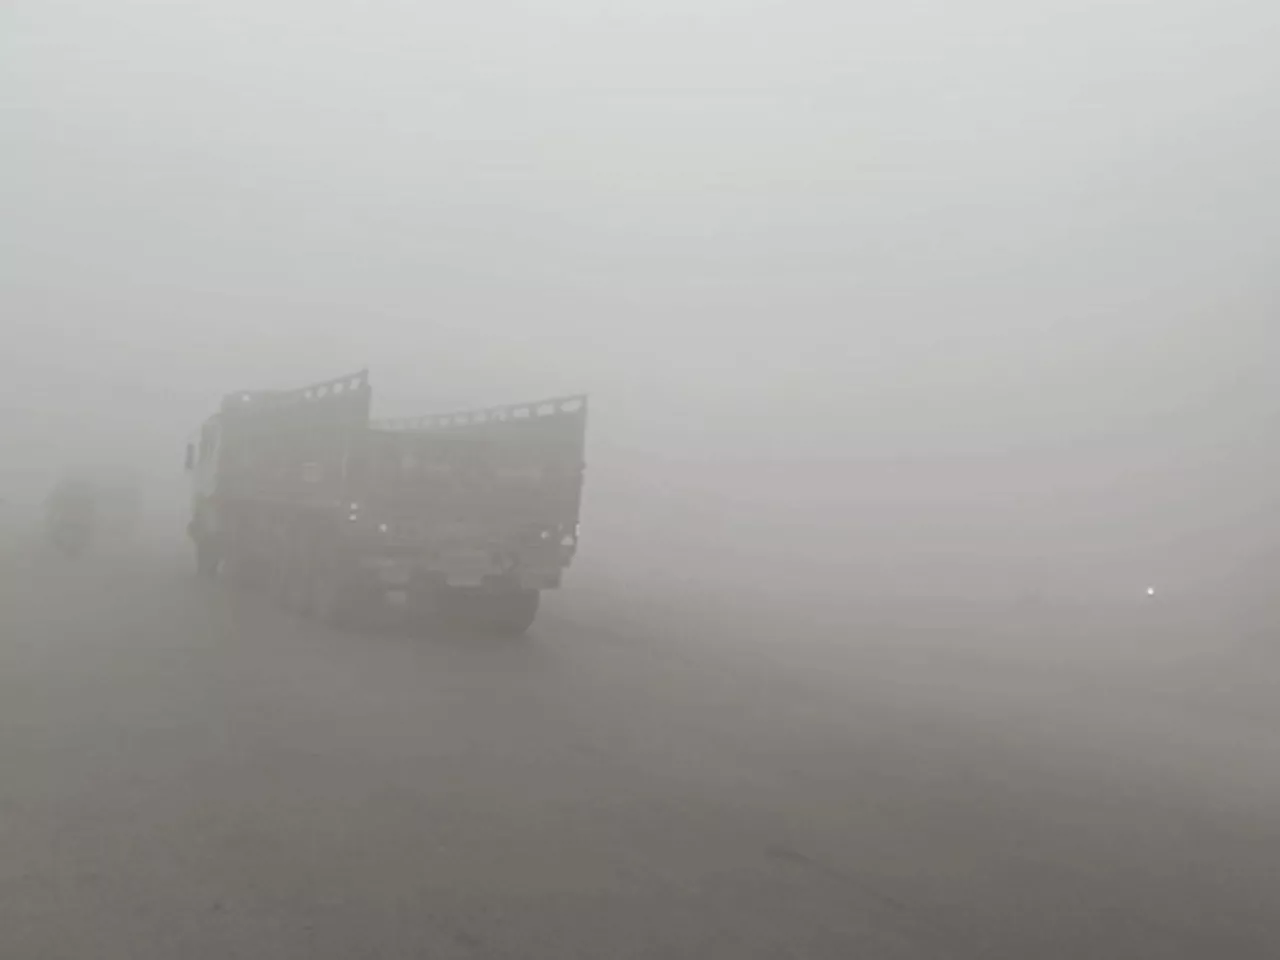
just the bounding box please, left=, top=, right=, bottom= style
left=220, top=370, right=371, bottom=415
left=371, top=394, right=587, bottom=433
left=214, top=370, right=372, bottom=504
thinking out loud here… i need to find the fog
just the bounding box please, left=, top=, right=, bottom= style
left=5, top=0, right=1278, bottom=622
left=7, top=6, right=1280, bottom=956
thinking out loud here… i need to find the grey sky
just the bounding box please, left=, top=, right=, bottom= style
left=3, top=0, right=1277, bottom=579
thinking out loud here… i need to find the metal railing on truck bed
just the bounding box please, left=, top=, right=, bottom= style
left=213, top=376, right=586, bottom=526
left=370, top=394, right=587, bottom=433
left=364, top=395, right=588, bottom=532
left=216, top=371, right=372, bottom=505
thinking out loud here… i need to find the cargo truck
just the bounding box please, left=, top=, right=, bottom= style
left=186, top=371, right=586, bottom=635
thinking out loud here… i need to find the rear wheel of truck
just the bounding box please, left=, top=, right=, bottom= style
left=489, top=589, right=541, bottom=636
left=438, top=587, right=540, bottom=637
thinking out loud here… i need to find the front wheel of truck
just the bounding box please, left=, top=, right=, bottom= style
left=309, top=562, right=351, bottom=627
left=279, top=548, right=313, bottom=615
left=194, top=538, right=219, bottom=578
left=309, top=562, right=377, bottom=629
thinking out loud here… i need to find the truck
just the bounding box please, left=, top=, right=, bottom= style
left=185, top=370, right=587, bottom=635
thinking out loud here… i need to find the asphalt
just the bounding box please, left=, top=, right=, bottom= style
left=1, top=534, right=1278, bottom=958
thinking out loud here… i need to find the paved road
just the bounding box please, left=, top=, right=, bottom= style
left=1, top=539, right=1278, bottom=958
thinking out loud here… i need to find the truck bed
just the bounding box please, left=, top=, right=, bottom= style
left=365, top=395, right=587, bottom=534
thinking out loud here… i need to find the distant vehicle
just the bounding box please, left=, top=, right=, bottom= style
left=93, top=473, right=143, bottom=541
left=185, top=371, right=587, bottom=635
left=49, top=518, right=92, bottom=557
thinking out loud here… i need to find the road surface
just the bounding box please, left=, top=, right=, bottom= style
left=1, top=537, right=1278, bottom=958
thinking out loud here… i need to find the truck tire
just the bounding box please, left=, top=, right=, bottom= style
left=222, top=551, right=260, bottom=590
left=279, top=551, right=312, bottom=615
left=194, top=539, right=219, bottom=578
left=438, top=587, right=540, bottom=637
left=489, top=589, right=540, bottom=636
left=406, top=584, right=443, bottom=633
left=309, top=562, right=370, bottom=629
left=275, top=529, right=317, bottom=615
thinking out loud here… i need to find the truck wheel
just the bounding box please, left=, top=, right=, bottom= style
left=222, top=552, right=260, bottom=590
left=279, top=551, right=313, bottom=615
left=310, top=564, right=365, bottom=628
left=406, top=585, right=443, bottom=633
left=489, top=589, right=541, bottom=636
left=441, top=588, right=539, bottom=637
left=195, top=539, right=219, bottom=577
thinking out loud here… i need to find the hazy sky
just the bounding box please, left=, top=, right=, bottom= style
left=4, top=0, right=1277, bottom=564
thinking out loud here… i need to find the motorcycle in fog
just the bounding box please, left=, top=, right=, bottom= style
left=45, top=477, right=97, bottom=559
left=48, top=515, right=93, bottom=557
